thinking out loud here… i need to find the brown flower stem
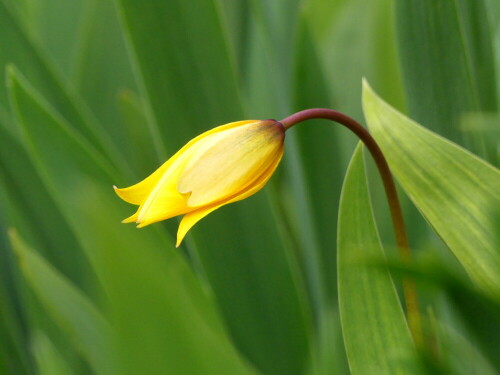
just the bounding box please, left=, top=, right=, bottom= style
left=280, top=108, right=423, bottom=348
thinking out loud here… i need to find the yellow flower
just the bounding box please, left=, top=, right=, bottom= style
left=114, top=120, right=285, bottom=247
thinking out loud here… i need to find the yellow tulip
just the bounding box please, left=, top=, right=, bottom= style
left=114, top=120, right=285, bottom=247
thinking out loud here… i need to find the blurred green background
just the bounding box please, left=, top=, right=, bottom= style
left=0, top=0, right=499, bottom=374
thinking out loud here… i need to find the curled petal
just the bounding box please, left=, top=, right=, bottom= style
left=113, top=163, right=170, bottom=205
left=178, top=121, right=284, bottom=207
left=115, top=119, right=284, bottom=246
left=114, top=120, right=258, bottom=206
left=176, top=144, right=283, bottom=246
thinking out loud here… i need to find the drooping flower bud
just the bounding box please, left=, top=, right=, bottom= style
left=114, top=120, right=285, bottom=246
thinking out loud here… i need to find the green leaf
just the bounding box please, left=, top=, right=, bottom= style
left=99, top=221, right=259, bottom=375
left=114, top=2, right=312, bottom=374
left=337, top=145, right=419, bottom=374
left=391, top=258, right=500, bottom=372
left=310, top=0, right=405, bottom=125
left=7, top=61, right=259, bottom=375
left=32, top=331, right=74, bottom=375
left=9, top=230, right=111, bottom=374
left=0, top=214, right=35, bottom=375
left=362, top=81, right=500, bottom=298
left=117, top=89, right=158, bottom=177
left=0, top=124, right=92, bottom=289
left=17, top=0, right=84, bottom=76
left=0, top=2, right=125, bottom=170
left=114, top=0, right=243, bottom=156
left=291, top=20, right=348, bottom=375
left=71, top=0, right=139, bottom=162
left=282, top=20, right=330, bottom=314
left=395, top=0, right=498, bottom=143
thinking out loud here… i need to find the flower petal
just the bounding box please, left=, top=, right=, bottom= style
left=176, top=205, right=219, bottom=247
left=114, top=120, right=258, bottom=205
left=177, top=121, right=284, bottom=207
left=136, top=188, right=189, bottom=227
left=122, top=212, right=139, bottom=223
left=176, top=145, right=283, bottom=246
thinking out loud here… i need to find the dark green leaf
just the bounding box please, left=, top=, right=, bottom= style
left=395, top=0, right=498, bottom=144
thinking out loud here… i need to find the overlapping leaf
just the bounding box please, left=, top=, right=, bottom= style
left=338, top=145, right=419, bottom=374
left=114, top=2, right=312, bottom=374
left=363, top=81, right=500, bottom=298
left=7, top=67, right=261, bottom=375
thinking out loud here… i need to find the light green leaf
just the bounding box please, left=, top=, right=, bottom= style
left=9, top=230, right=111, bottom=374
left=0, top=211, right=35, bottom=375
left=7, top=62, right=260, bottom=375
left=362, top=81, right=500, bottom=298
left=338, top=145, right=419, bottom=375
left=99, top=220, right=259, bottom=375
left=0, top=2, right=126, bottom=171
left=0, top=124, right=91, bottom=289
left=32, top=331, right=74, bottom=375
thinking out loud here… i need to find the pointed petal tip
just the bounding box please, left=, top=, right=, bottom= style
left=122, top=212, right=139, bottom=224
left=175, top=233, right=183, bottom=248
left=136, top=221, right=152, bottom=228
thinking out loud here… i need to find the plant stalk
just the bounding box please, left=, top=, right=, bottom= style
left=279, top=108, right=423, bottom=347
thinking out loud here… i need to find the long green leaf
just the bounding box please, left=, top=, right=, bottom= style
left=0, top=211, right=35, bottom=375
left=99, top=219, right=259, bottom=375
left=395, top=0, right=498, bottom=144
left=292, top=17, right=345, bottom=302
left=0, top=2, right=125, bottom=170
left=117, top=89, right=158, bottom=177
left=32, top=332, right=74, bottom=375
left=114, top=2, right=312, bottom=374
left=9, top=230, right=111, bottom=374
left=292, top=20, right=349, bottom=375
left=71, top=0, right=139, bottom=162
left=362, top=81, right=500, bottom=298
left=114, top=0, right=242, bottom=155
left=0, top=124, right=91, bottom=288
left=338, top=145, right=418, bottom=374
left=7, top=61, right=260, bottom=375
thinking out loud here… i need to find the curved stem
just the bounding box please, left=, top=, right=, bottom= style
left=280, top=108, right=423, bottom=347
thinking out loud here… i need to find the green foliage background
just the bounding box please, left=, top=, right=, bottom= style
left=0, top=0, right=499, bottom=374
